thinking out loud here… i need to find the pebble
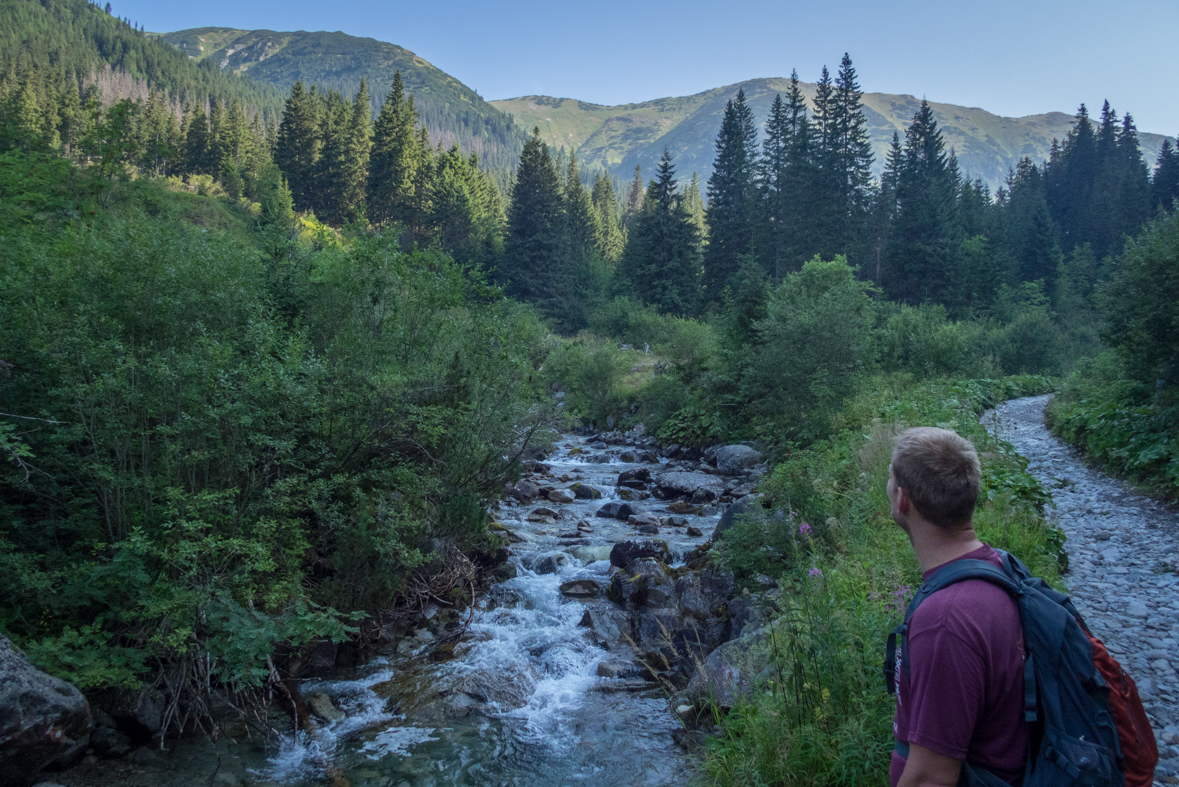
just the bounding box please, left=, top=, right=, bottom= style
left=984, top=395, right=1179, bottom=773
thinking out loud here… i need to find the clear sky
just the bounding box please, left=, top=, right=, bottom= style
left=115, top=0, right=1178, bottom=134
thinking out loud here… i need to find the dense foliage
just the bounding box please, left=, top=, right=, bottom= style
left=1048, top=208, right=1179, bottom=496
left=0, top=151, right=545, bottom=719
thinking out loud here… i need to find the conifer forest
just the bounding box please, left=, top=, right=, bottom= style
left=1, top=1, right=1178, bottom=785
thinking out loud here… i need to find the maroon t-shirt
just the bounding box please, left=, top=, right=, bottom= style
left=890, top=544, right=1029, bottom=787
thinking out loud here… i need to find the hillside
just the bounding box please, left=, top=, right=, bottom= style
left=493, top=79, right=1175, bottom=192
left=0, top=0, right=286, bottom=122
left=158, top=27, right=528, bottom=172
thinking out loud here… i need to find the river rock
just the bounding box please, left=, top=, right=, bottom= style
left=110, top=684, right=164, bottom=738
left=578, top=609, right=630, bottom=646
left=596, top=501, right=636, bottom=520
left=89, top=726, right=131, bottom=758
left=712, top=497, right=760, bottom=542
left=628, top=512, right=662, bottom=529
left=609, top=539, right=669, bottom=568
left=683, top=624, right=775, bottom=708
left=0, top=635, right=92, bottom=785
left=512, top=480, right=540, bottom=501
left=618, top=468, right=651, bottom=486
left=715, top=445, right=763, bottom=475
left=529, top=552, right=569, bottom=575
left=547, top=488, right=576, bottom=504
left=687, top=526, right=704, bottom=537
left=559, top=579, right=602, bottom=599
left=654, top=472, right=723, bottom=497
left=571, top=545, right=613, bottom=564
left=569, top=483, right=602, bottom=500
left=596, top=659, right=646, bottom=679
left=667, top=501, right=700, bottom=515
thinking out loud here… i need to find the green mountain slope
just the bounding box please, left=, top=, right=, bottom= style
left=0, top=0, right=286, bottom=122
left=158, top=27, right=528, bottom=171
left=493, top=79, right=1175, bottom=192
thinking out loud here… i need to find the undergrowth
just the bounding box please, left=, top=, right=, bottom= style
left=702, top=374, right=1062, bottom=786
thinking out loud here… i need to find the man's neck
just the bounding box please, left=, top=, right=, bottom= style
left=908, top=520, right=984, bottom=574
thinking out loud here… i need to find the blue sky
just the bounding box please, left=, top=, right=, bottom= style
left=116, top=0, right=1178, bottom=134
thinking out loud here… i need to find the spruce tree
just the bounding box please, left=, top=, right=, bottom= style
left=367, top=72, right=418, bottom=229
left=704, top=87, right=758, bottom=301
left=563, top=152, right=600, bottom=264
left=504, top=127, right=566, bottom=314
left=1153, top=138, right=1179, bottom=209
left=828, top=54, right=874, bottom=255
left=884, top=100, right=962, bottom=305
left=758, top=92, right=790, bottom=282
left=621, top=149, right=701, bottom=315
left=1044, top=104, right=1096, bottom=254
left=1005, top=158, right=1063, bottom=288
left=623, top=164, right=644, bottom=228
left=591, top=173, right=625, bottom=263
left=274, top=81, right=322, bottom=211
left=339, top=78, right=372, bottom=223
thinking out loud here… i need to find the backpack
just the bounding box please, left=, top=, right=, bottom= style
left=884, top=549, right=1158, bottom=787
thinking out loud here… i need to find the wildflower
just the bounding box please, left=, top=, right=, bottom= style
left=799, top=522, right=813, bottom=536
left=809, top=567, right=823, bottom=578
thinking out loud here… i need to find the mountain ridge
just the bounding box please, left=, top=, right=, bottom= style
left=158, top=26, right=528, bottom=172
left=492, top=80, right=1174, bottom=192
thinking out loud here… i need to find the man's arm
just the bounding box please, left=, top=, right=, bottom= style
left=897, top=743, right=962, bottom=787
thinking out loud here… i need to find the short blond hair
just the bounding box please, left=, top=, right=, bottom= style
left=891, top=427, right=981, bottom=528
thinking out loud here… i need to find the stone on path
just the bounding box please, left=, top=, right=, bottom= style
left=984, top=394, right=1179, bottom=775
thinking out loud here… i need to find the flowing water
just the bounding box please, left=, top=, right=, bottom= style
left=244, top=435, right=720, bottom=786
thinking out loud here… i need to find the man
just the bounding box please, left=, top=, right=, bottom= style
left=887, top=427, right=1028, bottom=787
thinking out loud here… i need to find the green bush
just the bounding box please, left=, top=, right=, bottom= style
left=0, top=155, right=546, bottom=710
left=706, top=375, right=1064, bottom=784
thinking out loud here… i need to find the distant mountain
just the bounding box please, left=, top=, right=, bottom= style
left=492, top=79, right=1175, bottom=193
left=158, top=27, right=528, bottom=172
left=0, top=0, right=286, bottom=122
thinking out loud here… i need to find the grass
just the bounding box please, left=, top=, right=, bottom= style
left=699, top=374, right=1062, bottom=786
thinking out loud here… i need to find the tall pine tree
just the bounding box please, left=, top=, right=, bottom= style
left=704, top=87, right=758, bottom=301
left=621, top=149, right=701, bottom=315
left=504, top=127, right=566, bottom=315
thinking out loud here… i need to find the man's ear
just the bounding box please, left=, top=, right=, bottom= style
left=895, top=485, right=912, bottom=515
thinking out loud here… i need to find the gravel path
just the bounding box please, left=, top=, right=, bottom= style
left=983, top=394, right=1179, bottom=780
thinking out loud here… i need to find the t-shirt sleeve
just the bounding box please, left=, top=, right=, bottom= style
left=905, top=623, right=987, bottom=760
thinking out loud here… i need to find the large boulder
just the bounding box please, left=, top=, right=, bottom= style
left=110, top=685, right=164, bottom=739
left=609, top=539, right=669, bottom=568
left=712, top=497, right=761, bottom=542
left=683, top=625, right=775, bottom=709
left=714, top=445, right=763, bottom=475
left=595, top=501, right=636, bottom=520
left=0, top=635, right=92, bottom=786
left=653, top=472, right=723, bottom=497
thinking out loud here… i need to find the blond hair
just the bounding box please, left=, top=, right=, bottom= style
left=891, top=427, right=981, bottom=528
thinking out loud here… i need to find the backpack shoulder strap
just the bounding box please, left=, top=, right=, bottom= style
left=884, top=557, right=1022, bottom=695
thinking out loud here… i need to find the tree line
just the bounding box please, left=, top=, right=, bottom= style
left=497, top=54, right=1179, bottom=330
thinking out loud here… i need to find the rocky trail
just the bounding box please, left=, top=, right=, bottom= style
left=984, top=395, right=1179, bottom=783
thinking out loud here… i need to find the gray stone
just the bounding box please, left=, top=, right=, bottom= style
left=713, top=497, right=760, bottom=542
left=90, top=725, right=131, bottom=758
left=0, top=635, right=92, bottom=785
left=683, top=625, right=775, bottom=708
left=307, top=692, right=345, bottom=722
left=608, top=539, right=669, bottom=568
left=512, top=480, right=540, bottom=500
left=559, top=579, right=601, bottom=599
left=1127, top=600, right=1151, bottom=619
left=714, top=444, right=763, bottom=475
left=547, top=488, right=576, bottom=504
left=596, top=501, right=636, bottom=520
left=569, top=483, right=602, bottom=500
left=578, top=609, right=629, bottom=646
left=653, top=472, right=723, bottom=497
